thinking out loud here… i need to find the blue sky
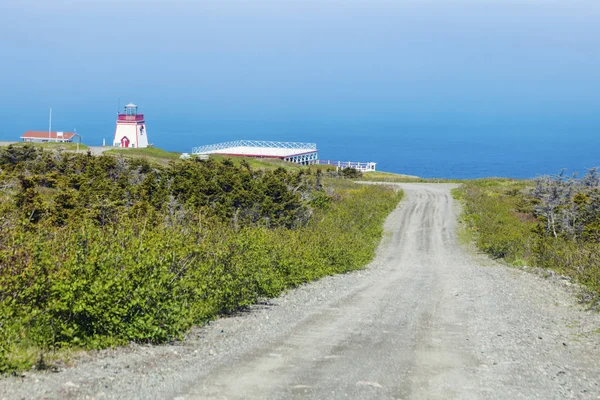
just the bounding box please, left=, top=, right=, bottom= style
left=1, top=0, right=599, bottom=142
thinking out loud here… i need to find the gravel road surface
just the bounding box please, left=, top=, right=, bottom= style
left=87, top=146, right=110, bottom=156
left=2, top=183, right=599, bottom=399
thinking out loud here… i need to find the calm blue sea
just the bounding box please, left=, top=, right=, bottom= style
left=154, top=120, right=600, bottom=179
left=2, top=116, right=599, bottom=179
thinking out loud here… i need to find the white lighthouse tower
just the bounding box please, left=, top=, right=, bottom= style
left=113, top=103, right=149, bottom=148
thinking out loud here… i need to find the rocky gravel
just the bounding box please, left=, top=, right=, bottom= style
left=1, top=183, right=599, bottom=399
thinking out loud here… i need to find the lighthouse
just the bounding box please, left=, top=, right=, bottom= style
left=113, top=103, right=149, bottom=148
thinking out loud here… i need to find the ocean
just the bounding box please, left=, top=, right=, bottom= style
left=152, top=119, right=599, bottom=180
left=2, top=115, right=599, bottom=180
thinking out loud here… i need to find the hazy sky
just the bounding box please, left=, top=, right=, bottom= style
left=1, top=0, right=599, bottom=132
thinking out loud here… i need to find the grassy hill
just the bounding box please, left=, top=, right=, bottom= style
left=2, top=142, right=424, bottom=179
left=103, top=147, right=181, bottom=164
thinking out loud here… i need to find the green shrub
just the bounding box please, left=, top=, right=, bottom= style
left=0, top=150, right=402, bottom=372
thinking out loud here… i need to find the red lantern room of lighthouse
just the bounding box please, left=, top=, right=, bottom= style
left=113, top=103, right=149, bottom=148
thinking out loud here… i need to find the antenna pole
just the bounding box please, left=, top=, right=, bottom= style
left=49, top=107, right=52, bottom=141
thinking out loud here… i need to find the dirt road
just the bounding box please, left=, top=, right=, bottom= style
left=2, top=183, right=599, bottom=399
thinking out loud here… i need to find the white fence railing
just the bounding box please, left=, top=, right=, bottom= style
left=318, top=160, right=377, bottom=172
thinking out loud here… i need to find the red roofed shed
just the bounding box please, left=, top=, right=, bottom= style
left=21, top=131, right=82, bottom=143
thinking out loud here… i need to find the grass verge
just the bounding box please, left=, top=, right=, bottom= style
left=454, top=179, right=600, bottom=304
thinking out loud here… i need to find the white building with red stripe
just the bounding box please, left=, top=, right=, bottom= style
left=113, top=103, right=149, bottom=148
left=192, top=140, right=319, bottom=165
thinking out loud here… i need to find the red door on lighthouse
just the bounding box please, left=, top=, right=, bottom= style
left=121, top=136, right=130, bottom=148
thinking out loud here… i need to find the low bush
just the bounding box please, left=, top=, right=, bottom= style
left=0, top=146, right=402, bottom=372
